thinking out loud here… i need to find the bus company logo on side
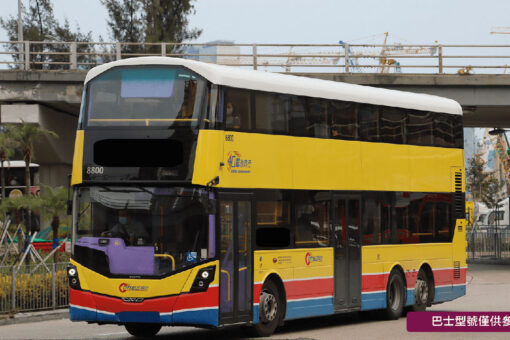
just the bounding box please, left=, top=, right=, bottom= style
left=227, top=151, right=252, bottom=174
left=305, top=252, right=323, bottom=266
left=119, top=283, right=148, bottom=293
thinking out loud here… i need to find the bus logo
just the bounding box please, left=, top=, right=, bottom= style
left=227, top=151, right=252, bottom=174
left=119, top=283, right=148, bottom=293
left=305, top=252, right=323, bottom=266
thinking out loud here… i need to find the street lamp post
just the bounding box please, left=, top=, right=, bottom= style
left=17, top=0, right=23, bottom=42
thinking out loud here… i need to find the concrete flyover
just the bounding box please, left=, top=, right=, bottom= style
left=1, top=69, right=510, bottom=185
left=0, top=70, right=85, bottom=187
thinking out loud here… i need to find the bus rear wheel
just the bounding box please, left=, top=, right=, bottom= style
left=254, top=280, right=283, bottom=337
left=412, top=268, right=431, bottom=311
left=124, top=323, right=161, bottom=337
left=385, top=269, right=405, bottom=320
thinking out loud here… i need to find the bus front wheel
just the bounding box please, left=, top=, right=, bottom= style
left=254, top=280, right=283, bottom=337
left=124, top=323, right=162, bottom=337
left=385, top=269, right=405, bottom=320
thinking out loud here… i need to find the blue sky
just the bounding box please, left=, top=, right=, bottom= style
left=1, top=0, right=510, bottom=44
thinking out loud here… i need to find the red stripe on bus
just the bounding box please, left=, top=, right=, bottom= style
left=253, top=278, right=334, bottom=303
left=70, top=287, right=219, bottom=314
left=362, top=267, right=467, bottom=293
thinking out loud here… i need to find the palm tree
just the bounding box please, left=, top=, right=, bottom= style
left=0, top=126, right=16, bottom=202
left=9, top=121, right=58, bottom=234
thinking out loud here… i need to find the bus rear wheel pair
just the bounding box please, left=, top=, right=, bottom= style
left=385, top=267, right=433, bottom=320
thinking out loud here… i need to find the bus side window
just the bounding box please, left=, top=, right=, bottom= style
left=359, top=104, right=379, bottom=142
left=289, top=96, right=307, bottom=136
left=330, top=101, right=358, bottom=140
left=255, top=92, right=289, bottom=134
left=407, top=110, right=433, bottom=146
left=305, top=98, right=329, bottom=138
left=295, top=193, right=330, bottom=247
left=224, top=87, right=251, bottom=131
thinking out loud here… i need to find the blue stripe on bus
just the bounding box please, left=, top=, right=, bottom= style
left=173, top=308, right=218, bottom=327
left=69, top=306, right=96, bottom=321
left=434, top=285, right=466, bottom=303
left=361, top=292, right=386, bottom=311
left=254, top=297, right=334, bottom=324
left=285, top=297, right=335, bottom=320
left=361, top=289, right=415, bottom=311
left=361, top=284, right=467, bottom=311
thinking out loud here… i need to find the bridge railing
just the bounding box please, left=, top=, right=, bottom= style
left=1, top=41, right=510, bottom=74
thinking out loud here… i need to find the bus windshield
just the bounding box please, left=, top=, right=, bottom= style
left=73, top=186, right=213, bottom=277
left=85, top=66, right=208, bottom=127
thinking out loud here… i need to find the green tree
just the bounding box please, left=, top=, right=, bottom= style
left=9, top=121, right=57, bottom=233
left=39, top=185, right=67, bottom=262
left=101, top=0, right=201, bottom=54
left=143, top=0, right=202, bottom=47
left=466, top=154, right=504, bottom=209
left=0, top=126, right=17, bottom=202
left=0, top=0, right=93, bottom=69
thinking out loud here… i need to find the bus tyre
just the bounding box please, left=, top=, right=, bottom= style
left=124, top=323, right=162, bottom=337
left=385, top=269, right=405, bottom=320
left=254, top=280, right=282, bottom=337
left=412, top=268, right=431, bottom=311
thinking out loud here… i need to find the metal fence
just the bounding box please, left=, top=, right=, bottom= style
left=467, top=229, right=510, bottom=260
left=1, top=41, right=510, bottom=74
left=0, top=262, right=68, bottom=314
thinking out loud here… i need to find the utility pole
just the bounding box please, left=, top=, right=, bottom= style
left=17, top=0, right=23, bottom=42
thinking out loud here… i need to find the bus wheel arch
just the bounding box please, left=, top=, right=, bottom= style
left=385, top=265, right=406, bottom=320
left=254, top=274, right=286, bottom=337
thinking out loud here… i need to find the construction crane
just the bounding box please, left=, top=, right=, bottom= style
left=378, top=32, right=438, bottom=73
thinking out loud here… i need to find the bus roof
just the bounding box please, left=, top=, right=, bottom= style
left=1, top=161, right=39, bottom=168
left=85, top=56, right=462, bottom=115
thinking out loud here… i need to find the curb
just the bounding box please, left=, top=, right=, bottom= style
left=0, top=309, right=69, bottom=326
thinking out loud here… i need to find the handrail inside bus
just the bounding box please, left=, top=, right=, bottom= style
left=154, top=254, right=175, bottom=271
left=220, top=269, right=230, bottom=301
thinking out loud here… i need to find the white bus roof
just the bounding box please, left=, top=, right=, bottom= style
left=1, top=161, right=39, bottom=168
left=85, top=56, right=463, bottom=116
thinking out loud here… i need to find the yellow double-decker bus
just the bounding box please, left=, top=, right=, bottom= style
left=68, top=57, right=466, bottom=337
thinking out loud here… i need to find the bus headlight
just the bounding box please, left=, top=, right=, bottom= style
left=191, top=266, right=215, bottom=293
left=67, top=264, right=81, bottom=289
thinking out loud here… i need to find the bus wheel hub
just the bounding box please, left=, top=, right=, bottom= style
left=260, top=291, right=277, bottom=322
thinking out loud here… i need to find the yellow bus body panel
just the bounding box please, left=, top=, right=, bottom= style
left=71, top=130, right=84, bottom=186
left=192, top=130, right=463, bottom=193
left=70, top=259, right=219, bottom=298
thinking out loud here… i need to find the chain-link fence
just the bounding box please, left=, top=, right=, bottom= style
left=0, top=262, right=68, bottom=314
left=467, top=229, right=510, bottom=260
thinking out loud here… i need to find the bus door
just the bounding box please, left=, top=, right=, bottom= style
left=218, top=193, right=253, bottom=325
left=333, top=195, right=361, bottom=311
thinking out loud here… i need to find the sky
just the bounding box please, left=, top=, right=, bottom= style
left=1, top=0, right=510, bottom=45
